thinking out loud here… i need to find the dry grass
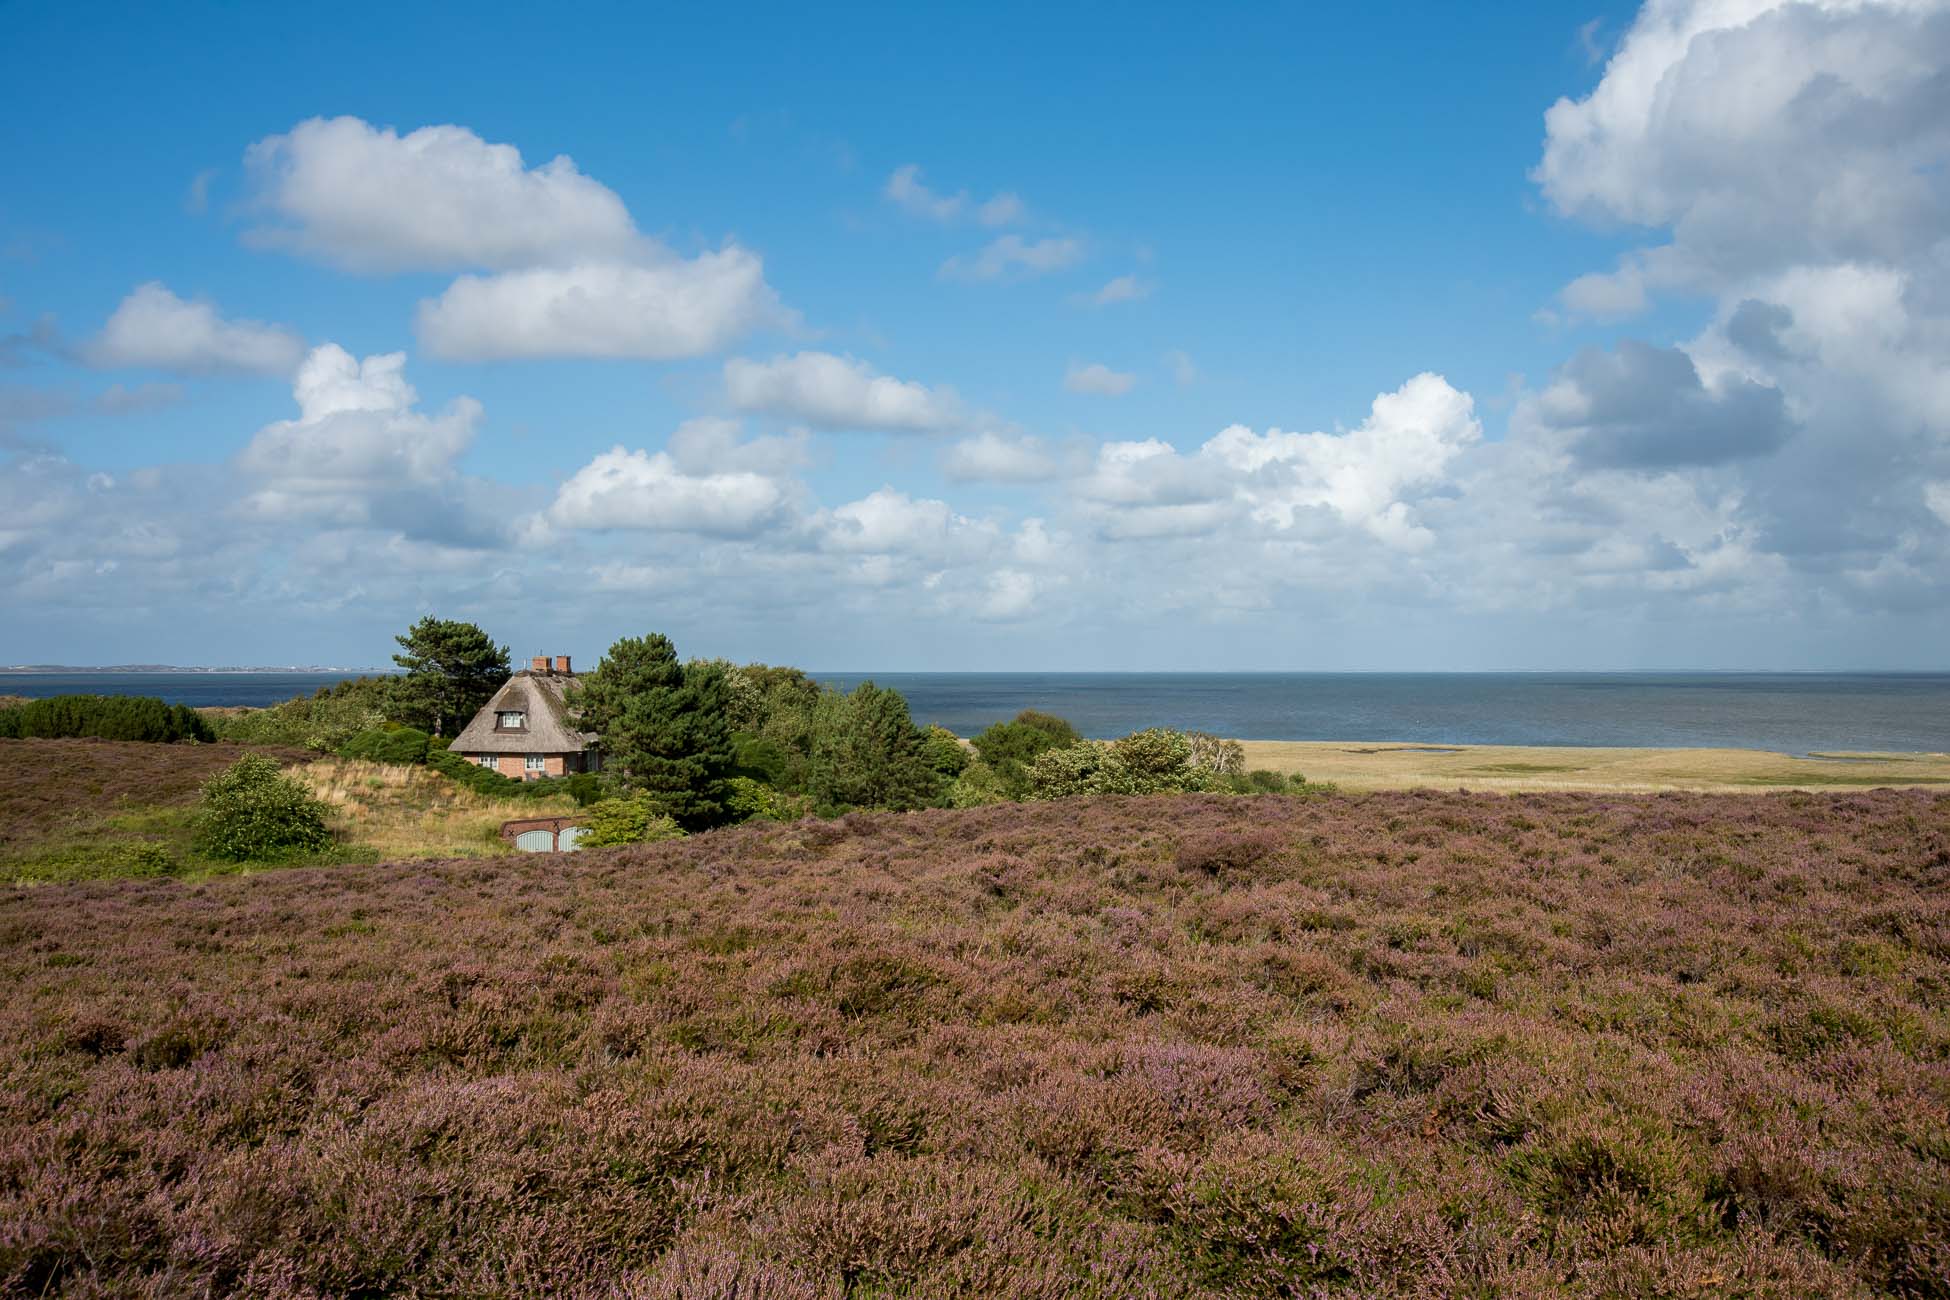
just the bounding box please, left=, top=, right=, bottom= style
left=296, top=758, right=578, bottom=860
left=1240, top=740, right=1950, bottom=793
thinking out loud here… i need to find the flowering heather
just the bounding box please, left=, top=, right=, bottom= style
left=2, top=789, right=1946, bottom=1297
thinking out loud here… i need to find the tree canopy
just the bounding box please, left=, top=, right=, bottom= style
left=573, top=635, right=737, bottom=829
left=804, top=682, right=944, bottom=812
left=388, top=617, right=510, bottom=737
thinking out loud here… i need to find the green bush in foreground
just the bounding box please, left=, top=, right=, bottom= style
left=577, top=794, right=687, bottom=847
left=193, top=755, right=333, bottom=861
left=0, top=694, right=213, bottom=743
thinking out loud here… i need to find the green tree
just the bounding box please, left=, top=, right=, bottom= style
left=572, top=635, right=737, bottom=829
left=804, top=682, right=943, bottom=812
left=971, top=709, right=1082, bottom=798
left=389, top=617, right=510, bottom=737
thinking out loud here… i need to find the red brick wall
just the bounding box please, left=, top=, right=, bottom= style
left=476, top=753, right=575, bottom=780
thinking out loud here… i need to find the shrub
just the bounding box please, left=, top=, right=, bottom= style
left=193, top=754, right=333, bottom=861
left=337, top=727, right=431, bottom=766
left=1239, top=769, right=1295, bottom=793
left=947, top=759, right=1011, bottom=807
left=1024, top=729, right=1222, bottom=800
left=579, top=794, right=688, bottom=847
left=920, top=725, right=971, bottom=778
left=0, top=693, right=213, bottom=743
left=564, top=772, right=605, bottom=806
left=1185, top=731, right=1246, bottom=777
left=211, top=678, right=392, bottom=751
left=725, top=775, right=814, bottom=822
left=971, top=711, right=1080, bottom=798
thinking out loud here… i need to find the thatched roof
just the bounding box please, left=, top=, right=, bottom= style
left=450, top=670, right=598, bottom=754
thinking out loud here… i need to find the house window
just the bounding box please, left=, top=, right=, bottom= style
left=525, top=755, right=547, bottom=773
left=475, top=755, right=496, bottom=769
left=496, top=710, right=526, bottom=729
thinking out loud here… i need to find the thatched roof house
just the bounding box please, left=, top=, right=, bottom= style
left=451, top=655, right=600, bottom=780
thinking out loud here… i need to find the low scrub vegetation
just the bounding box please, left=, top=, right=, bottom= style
left=192, top=755, right=332, bottom=861
left=2, top=788, right=1943, bottom=1295
left=0, top=694, right=212, bottom=743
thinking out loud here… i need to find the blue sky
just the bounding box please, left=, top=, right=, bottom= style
left=3, top=0, right=1946, bottom=669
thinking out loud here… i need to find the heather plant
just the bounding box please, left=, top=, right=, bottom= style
left=192, top=753, right=333, bottom=860
left=3, top=787, right=1946, bottom=1296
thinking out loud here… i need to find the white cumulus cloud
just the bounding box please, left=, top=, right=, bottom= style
left=417, top=249, right=786, bottom=362
left=245, top=115, right=640, bottom=272
left=84, top=283, right=303, bottom=376
left=724, top=351, right=962, bottom=432
left=942, top=431, right=1061, bottom=483
left=236, top=344, right=484, bottom=531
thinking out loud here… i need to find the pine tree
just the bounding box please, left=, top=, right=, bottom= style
left=572, top=635, right=736, bottom=829
left=805, top=682, right=943, bottom=811
left=388, top=617, right=510, bottom=737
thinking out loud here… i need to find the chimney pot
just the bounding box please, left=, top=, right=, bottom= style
left=554, top=655, right=571, bottom=674
left=530, top=656, right=549, bottom=673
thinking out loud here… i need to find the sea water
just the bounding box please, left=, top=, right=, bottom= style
left=3, top=670, right=1946, bottom=754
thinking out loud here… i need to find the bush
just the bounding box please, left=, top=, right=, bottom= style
left=210, top=677, right=393, bottom=751
left=579, top=794, right=688, bottom=847
left=1240, top=769, right=1295, bottom=793
left=193, top=755, right=333, bottom=861
left=337, top=727, right=431, bottom=766
left=971, top=711, right=1080, bottom=798
left=564, top=773, right=605, bottom=807
left=946, top=759, right=1010, bottom=808
left=1024, top=729, right=1222, bottom=800
left=920, top=725, right=971, bottom=778
left=725, top=775, right=815, bottom=822
left=732, top=731, right=793, bottom=785
left=0, top=694, right=213, bottom=743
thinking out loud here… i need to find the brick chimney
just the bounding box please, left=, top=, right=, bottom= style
left=554, top=655, right=571, bottom=674
left=530, top=655, right=548, bottom=673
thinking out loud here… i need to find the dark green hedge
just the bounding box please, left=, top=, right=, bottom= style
left=0, top=694, right=214, bottom=743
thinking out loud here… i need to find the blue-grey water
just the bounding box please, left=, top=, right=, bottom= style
left=814, top=672, right=1950, bottom=753
left=3, top=670, right=1947, bottom=754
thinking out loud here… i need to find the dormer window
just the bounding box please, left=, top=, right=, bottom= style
left=495, top=710, right=527, bottom=730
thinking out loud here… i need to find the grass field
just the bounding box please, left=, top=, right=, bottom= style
left=3, top=788, right=1944, bottom=1296
left=1240, top=740, right=1950, bottom=793
left=0, top=741, right=567, bottom=885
